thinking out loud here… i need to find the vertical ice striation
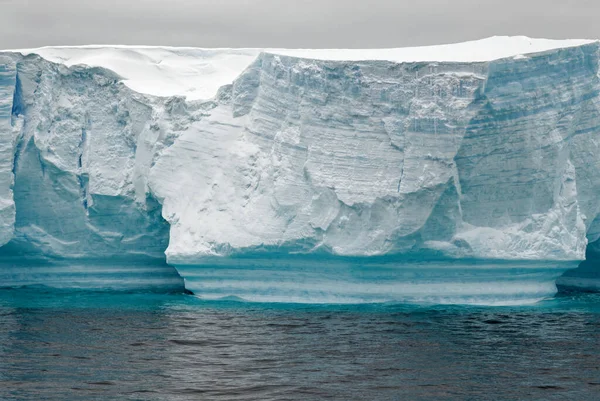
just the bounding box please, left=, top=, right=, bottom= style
left=0, top=57, right=17, bottom=247
left=453, top=45, right=596, bottom=260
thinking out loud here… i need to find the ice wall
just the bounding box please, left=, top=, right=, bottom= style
left=151, top=46, right=596, bottom=264
left=0, top=38, right=599, bottom=301
left=0, top=55, right=183, bottom=291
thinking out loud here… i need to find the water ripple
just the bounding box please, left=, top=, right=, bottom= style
left=0, top=290, right=598, bottom=400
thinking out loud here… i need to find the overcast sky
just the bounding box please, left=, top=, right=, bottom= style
left=1, top=0, right=599, bottom=49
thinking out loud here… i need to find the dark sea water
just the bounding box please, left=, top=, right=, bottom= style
left=0, top=289, right=598, bottom=401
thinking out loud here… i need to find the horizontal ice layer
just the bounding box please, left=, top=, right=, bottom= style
left=558, top=263, right=600, bottom=292
left=175, top=256, right=576, bottom=305
left=0, top=258, right=183, bottom=291
left=0, top=37, right=599, bottom=300
left=557, top=244, right=600, bottom=292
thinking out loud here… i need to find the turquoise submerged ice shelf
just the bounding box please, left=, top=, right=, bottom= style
left=1, top=37, right=600, bottom=304
left=174, top=255, right=577, bottom=305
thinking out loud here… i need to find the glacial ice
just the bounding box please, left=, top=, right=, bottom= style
left=0, top=36, right=599, bottom=303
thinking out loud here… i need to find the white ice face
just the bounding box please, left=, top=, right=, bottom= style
left=0, top=37, right=598, bottom=301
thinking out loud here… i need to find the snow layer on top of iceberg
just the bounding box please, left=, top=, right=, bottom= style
left=6, top=36, right=595, bottom=100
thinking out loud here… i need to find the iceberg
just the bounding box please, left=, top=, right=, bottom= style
left=0, top=36, right=599, bottom=303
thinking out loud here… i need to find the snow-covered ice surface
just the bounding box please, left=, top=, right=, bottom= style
left=11, top=36, right=594, bottom=101
left=0, top=36, right=599, bottom=302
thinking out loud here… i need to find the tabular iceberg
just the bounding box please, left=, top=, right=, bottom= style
left=0, top=36, right=599, bottom=304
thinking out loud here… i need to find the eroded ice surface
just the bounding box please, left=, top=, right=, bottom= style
left=0, top=37, right=599, bottom=302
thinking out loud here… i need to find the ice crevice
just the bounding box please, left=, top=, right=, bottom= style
left=0, top=37, right=599, bottom=303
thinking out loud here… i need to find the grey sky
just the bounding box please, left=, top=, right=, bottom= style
left=1, top=0, right=599, bottom=49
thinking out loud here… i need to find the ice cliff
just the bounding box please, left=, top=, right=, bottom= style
left=0, top=36, right=599, bottom=303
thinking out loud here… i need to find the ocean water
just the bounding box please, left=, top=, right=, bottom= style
left=0, top=289, right=598, bottom=401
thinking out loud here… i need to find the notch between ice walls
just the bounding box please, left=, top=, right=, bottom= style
left=0, top=42, right=599, bottom=304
